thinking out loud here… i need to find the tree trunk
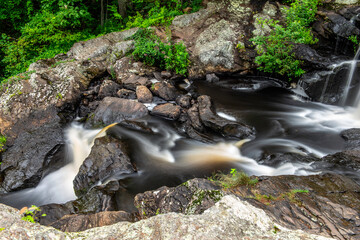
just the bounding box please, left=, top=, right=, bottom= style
left=101, top=0, right=104, bottom=28
left=117, top=0, right=127, bottom=17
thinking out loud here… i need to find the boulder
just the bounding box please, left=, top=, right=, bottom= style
left=110, top=57, right=156, bottom=82
left=67, top=29, right=137, bottom=62
left=230, top=174, right=360, bottom=240
left=151, top=81, right=179, bottom=101
left=151, top=103, right=181, bottom=120
left=97, top=80, right=121, bottom=99
left=117, top=89, right=137, bottom=99
left=0, top=121, right=64, bottom=192
left=73, top=135, right=135, bottom=197
left=134, top=178, right=222, bottom=218
left=87, top=97, right=148, bottom=127
left=50, top=211, right=132, bottom=232
left=136, top=86, right=153, bottom=103
left=121, top=74, right=151, bottom=91
left=341, top=128, right=360, bottom=149
left=0, top=196, right=333, bottom=240
left=197, top=95, right=255, bottom=139
left=206, top=73, right=220, bottom=83
left=176, top=95, right=192, bottom=108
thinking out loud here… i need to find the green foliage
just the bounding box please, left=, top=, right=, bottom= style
left=209, top=168, right=258, bottom=189
left=0, top=0, right=203, bottom=82
left=1, top=1, right=94, bottom=80
left=0, top=134, right=6, bottom=153
left=250, top=0, right=319, bottom=79
left=348, top=35, right=359, bottom=53
left=21, top=205, right=45, bottom=223
left=0, top=228, right=4, bottom=232
left=131, top=29, right=189, bottom=75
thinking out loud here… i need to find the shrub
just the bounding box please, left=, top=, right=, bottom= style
left=21, top=205, right=46, bottom=223
left=131, top=28, right=189, bottom=75
left=250, top=0, right=319, bottom=79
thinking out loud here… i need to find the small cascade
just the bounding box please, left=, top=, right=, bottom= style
left=339, top=47, right=360, bottom=106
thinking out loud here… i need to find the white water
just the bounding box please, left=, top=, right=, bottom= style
left=339, top=48, right=360, bottom=106
left=0, top=124, right=102, bottom=207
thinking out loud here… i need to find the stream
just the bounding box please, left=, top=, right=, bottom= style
left=1, top=77, right=360, bottom=209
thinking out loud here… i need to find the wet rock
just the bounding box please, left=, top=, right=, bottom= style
left=88, top=97, right=148, bottom=127
left=38, top=204, right=73, bottom=226
left=136, top=86, right=153, bottom=103
left=121, top=74, right=151, bottom=91
left=98, top=80, right=121, bottom=99
left=117, top=88, right=137, bottom=99
left=151, top=81, right=179, bottom=101
left=322, top=150, right=360, bottom=171
left=151, top=103, right=181, bottom=120
left=50, top=211, right=132, bottom=232
left=206, top=73, right=220, bottom=83
left=197, top=95, right=255, bottom=139
left=71, top=187, right=116, bottom=214
left=134, top=178, right=222, bottom=218
left=187, top=104, right=204, bottom=131
left=294, top=44, right=331, bottom=70
left=0, top=121, right=64, bottom=192
left=341, top=128, right=360, bottom=149
left=233, top=174, right=360, bottom=240
left=74, top=135, right=135, bottom=197
left=176, top=95, right=192, bottom=108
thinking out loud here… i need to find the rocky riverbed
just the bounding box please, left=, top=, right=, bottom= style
left=1, top=0, right=360, bottom=239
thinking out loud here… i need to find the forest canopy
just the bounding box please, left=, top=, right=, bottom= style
left=0, top=0, right=202, bottom=82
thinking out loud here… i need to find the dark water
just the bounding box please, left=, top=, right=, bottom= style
left=2, top=78, right=360, bottom=209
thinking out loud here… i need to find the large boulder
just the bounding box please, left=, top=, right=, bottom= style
left=0, top=121, right=64, bottom=192
left=134, top=178, right=222, bottom=218
left=0, top=196, right=332, bottom=239
left=151, top=103, right=182, bottom=120
left=87, top=97, right=148, bottom=127
left=73, top=135, right=135, bottom=197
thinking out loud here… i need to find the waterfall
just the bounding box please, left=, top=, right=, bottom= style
left=339, top=47, right=360, bottom=106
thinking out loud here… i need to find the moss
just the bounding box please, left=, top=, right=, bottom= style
left=185, top=189, right=223, bottom=215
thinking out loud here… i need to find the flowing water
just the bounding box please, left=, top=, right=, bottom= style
left=2, top=77, right=360, bottom=209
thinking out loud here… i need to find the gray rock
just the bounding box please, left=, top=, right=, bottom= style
left=98, top=80, right=121, bottom=99
left=151, top=81, right=179, bottom=101
left=151, top=103, right=181, bottom=120
left=176, top=95, right=192, bottom=108
left=67, top=29, right=137, bottom=62
left=73, top=135, right=135, bottom=197
left=136, top=85, right=153, bottom=103
left=88, top=97, right=148, bottom=126
left=117, top=89, right=137, bottom=99
left=341, top=128, right=360, bottom=149
left=0, top=196, right=333, bottom=240
left=122, top=74, right=151, bottom=91
left=50, top=211, right=132, bottom=232
left=194, top=19, right=236, bottom=69
left=134, top=178, right=222, bottom=218
left=206, top=73, right=220, bottom=83
left=0, top=121, right=63, bottom=192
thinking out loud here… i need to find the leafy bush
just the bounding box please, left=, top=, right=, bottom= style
left=131, top=29, right=189, bottom=75
left=209, top=168, right=258, bottom=188
left=250, top=0, right=319, bottom=79
left=0, top=134, right=6, bottom=153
